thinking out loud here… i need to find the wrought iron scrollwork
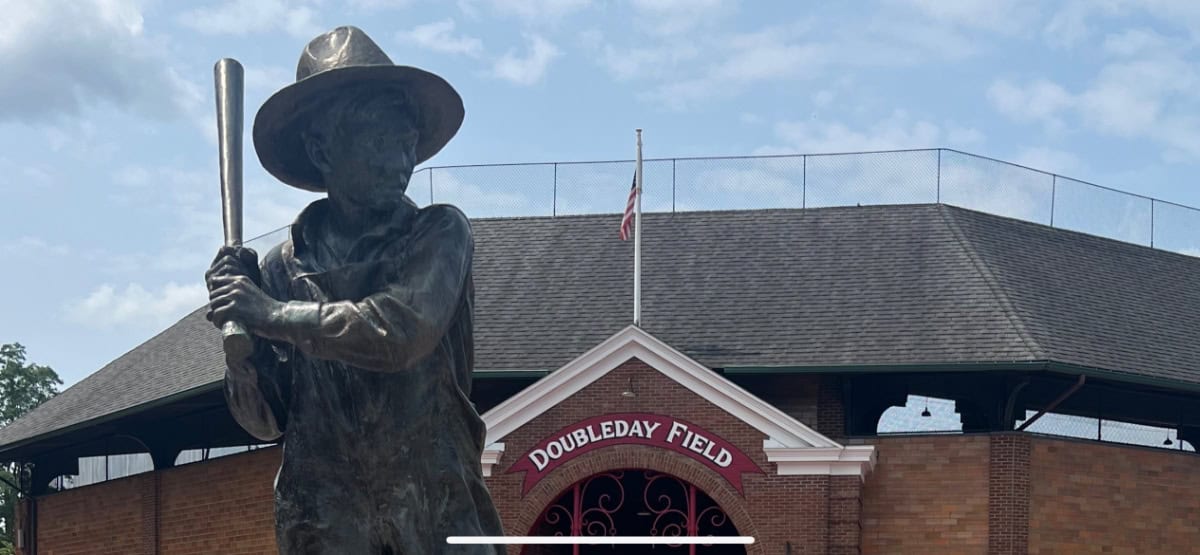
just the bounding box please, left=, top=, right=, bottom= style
left=527, top=468, right=741, bottom=555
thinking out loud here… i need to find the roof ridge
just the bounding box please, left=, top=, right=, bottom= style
left=939, top=204, right=1200, bottom=262
left=937, top=204, right=1046, bottom=359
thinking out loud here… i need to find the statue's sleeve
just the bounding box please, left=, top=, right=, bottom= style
left=223, top=246, right=293, bottom=442
left=272, top=206, right=473, bottom=372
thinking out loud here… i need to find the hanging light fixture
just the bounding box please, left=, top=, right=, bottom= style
left=1163, top=432, right=1174, bottom=446
left=921, top=397, right=932, bottom=418
left=621, top=377, right=637, bottom=398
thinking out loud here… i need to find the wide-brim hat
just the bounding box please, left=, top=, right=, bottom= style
left=253, top=26, right=464, bottom=192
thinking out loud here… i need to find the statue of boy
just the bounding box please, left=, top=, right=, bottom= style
left=205, top=26, right=504, bottom=554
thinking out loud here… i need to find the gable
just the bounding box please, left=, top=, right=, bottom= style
left=480, top=326, right=874, bottom=479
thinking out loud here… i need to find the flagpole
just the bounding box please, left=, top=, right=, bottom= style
left=634, top=129, right=643, bottom=326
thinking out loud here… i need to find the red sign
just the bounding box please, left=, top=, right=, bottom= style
left=507, top=413, right=762, bottom=494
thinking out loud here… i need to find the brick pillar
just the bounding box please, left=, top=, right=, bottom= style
left=817, top=375, right=846, bottom=441
left=988, top=433, right=1030, bottom=555
left=828, top=475, right=863, bottom=555
left=139, top=473, right=160, bottom=554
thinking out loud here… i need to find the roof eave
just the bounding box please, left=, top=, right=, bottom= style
left=723, top=360, right=1200, bottom=394
left=0, top=381, right=223, bottom=461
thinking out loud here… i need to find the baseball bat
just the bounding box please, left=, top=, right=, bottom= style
left=214, top=58, right=253, bottom=361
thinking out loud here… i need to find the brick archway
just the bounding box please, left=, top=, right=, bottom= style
left=510, top=444, right=765, bottom=555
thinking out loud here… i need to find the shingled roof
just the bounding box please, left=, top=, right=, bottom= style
left=2, top=203, right=1199, bottom=452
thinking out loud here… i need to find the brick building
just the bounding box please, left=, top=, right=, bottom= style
left=2, top=204, right=1198, bottom=554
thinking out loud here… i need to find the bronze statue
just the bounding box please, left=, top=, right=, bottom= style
left=205, top=26, right=504, bottom=554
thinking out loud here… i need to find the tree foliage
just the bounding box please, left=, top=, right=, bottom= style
left=0, top=343, right=61, bottom=552
left=0, top=344, right=61, bottom=426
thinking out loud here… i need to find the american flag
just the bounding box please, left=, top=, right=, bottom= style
left=619, top=173, right=638, bottom=241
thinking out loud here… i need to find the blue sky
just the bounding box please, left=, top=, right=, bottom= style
left=3, top=0, right=1200, bottom=386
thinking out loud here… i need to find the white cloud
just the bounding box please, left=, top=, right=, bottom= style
left=765, top=111, right=948, bottom=154
left=813, top=90, right=836, bottom=108
left=429, top=170, right=531, bottom=217
left=599, top=40, right=700, bottom=81
left=600, top=9, right=1003, bottom=110
left=346, top=0, right=416, bottom=9
left=987, top=79, right=1074, bottom=130
left=629, top=0, right=732, bottom=36
left=65, top=282, right=208, bottom=329
left=1014, top=146, right=1081, bottom=175
left=1079, top=57, right=1196, bottom=136
left=178, top=0, right=321, bottom=38
left=0, top=155, right=56, bottom=189
left=1103, top=27, right=1171, bottom=57
left=891, top=0, right=1043, bottom=34
left=244, top=66, right=294, bottom=99
left=0, top=236, right=70, bottom=256
left=0, top=0, right=194, bottom=123
left=397, top=19, right=484, bottom=57
left=985, top=20, right=1200, bottom=162
left=947, top=126, right=987, bottom=148
left=640, top=24, right=825, bottom=109
left=242, top=179, right=318, bottom=239
left=739, top=113, right=765, bottom=125
left=463, top=0, right=592, bottom=21
left=492, top=35, right=561, bottom=85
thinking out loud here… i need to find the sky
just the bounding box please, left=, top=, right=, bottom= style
left=3, top=0, right=1200, bottom=387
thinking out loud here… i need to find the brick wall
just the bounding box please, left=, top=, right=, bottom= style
left=34, top=471, right=150, bottom=555
left=1028, top=436, right=1200, bottom=553
left=30, top=448, right=281, bottom=555
left=829, top=475, right=863, bottom=555
left=741, top=374, right=820, bottom=429
left=158, top=447, right=279, bottom=554
left=817, top=376, right=846, bottom=441
left=860, top=435, right=991, bottom=554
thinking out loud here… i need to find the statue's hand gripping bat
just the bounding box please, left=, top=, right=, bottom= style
left=214, top=58, right=253, bottom=361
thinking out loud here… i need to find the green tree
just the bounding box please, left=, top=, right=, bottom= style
left=0, top=343, right=61, bottom=553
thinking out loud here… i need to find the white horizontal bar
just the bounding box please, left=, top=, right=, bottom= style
left=447, top=536, right=755, bottom=545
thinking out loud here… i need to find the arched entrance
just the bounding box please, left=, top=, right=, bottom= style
left=524, top=469, right=746, bottom=555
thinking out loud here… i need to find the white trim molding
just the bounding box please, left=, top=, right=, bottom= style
left=479, top=325, right=876, bottom=479
left=481, top=442, right=505, bottom=477
left=763, top=441, right=877, bottom=480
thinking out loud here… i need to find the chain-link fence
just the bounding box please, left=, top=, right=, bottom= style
left=398, top=148, right=1200, bottom=257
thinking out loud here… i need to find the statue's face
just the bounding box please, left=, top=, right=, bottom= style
left=304, top=92, right=419, bottom=206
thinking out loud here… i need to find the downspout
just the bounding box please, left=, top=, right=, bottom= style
left=1017, top=375, right=1087, bottom=431
left=25, top=496, right=36, bottom=555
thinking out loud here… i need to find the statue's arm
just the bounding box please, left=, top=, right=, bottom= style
left=221, top=246, right=293, bottom=441
left=256, top=207, right=473, bottom=372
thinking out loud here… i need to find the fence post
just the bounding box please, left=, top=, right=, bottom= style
left=553, top=162, right=558, bottom=218
left=1050, top=175, right=1056, bottom=227
left=802, top=155, right=807, bottom=209
left=936, top=149, right=941, bottom=203
left=1150, top=199, right=1155, bottom=247
left=672, top=158, right=676, bottom=213
left=429, top=168, right=434, bottom=205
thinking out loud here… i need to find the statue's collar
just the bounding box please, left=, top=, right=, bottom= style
left=284, top=196, right=419, bottom=275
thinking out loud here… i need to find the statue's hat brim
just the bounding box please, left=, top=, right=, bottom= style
left=252, top=27, right=464, bottom=192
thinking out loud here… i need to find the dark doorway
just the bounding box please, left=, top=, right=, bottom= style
left=524, top=469, right=746, bottom=555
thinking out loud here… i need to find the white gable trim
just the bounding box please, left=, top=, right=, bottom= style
left=763, top=441, right=877, bottom=481
left=480, top=326, right=875, bottom=478
left=481, top=443, right=504, bottom=477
